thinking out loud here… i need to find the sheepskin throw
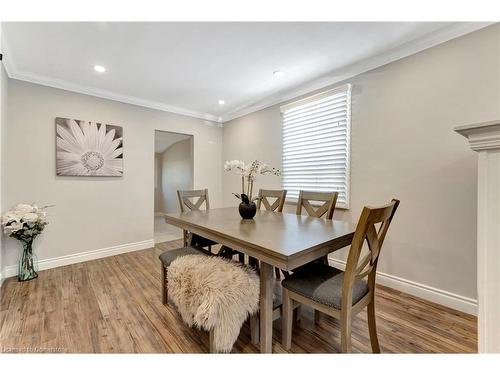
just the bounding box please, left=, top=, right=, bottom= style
left=167, top=254, right=260, bottom=353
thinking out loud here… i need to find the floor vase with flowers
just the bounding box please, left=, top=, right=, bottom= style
left=18, top=239, right=38, bottom=281
left=1, top=203, right=50, bottom=282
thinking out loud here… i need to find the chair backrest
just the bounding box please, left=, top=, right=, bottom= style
left=177, top=189, right=210, bottom=213
left=296, top=190, right=339, bottom=220
left=257, top=189, right=287, bottom=212
left=342, top=199, right=400, bottom=308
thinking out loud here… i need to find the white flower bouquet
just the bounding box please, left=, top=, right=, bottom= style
left=1, top=203, right=51, bottom=281
left=224, top=159, right=281, bottom=201
left=224, top=160, right=280, bottom=219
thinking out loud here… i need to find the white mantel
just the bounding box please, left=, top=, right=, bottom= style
left=456, top=120, right=500, bottom=353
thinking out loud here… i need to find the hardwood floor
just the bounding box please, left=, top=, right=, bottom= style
left=0, top=240, right=477, bottom=353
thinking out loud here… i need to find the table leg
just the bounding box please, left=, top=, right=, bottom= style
left=260, top=262, right=273, bottom=353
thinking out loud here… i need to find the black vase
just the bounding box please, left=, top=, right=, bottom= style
left=239, top=201, right=257, bottom=219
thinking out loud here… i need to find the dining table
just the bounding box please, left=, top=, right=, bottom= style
left=165, top=207, right=357, bottom=353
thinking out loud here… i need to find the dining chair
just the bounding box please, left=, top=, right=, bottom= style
left=258, top=189, right=287, bottom=279
left=159, top=245, right=209, bottom=305
left=177, top=189, right=210, bottom=214
left=177, top=189, right=217, bottom=252
left=177, top=189, right=235, bottom=257
left=281, top=199, right=400, bottom=353
left=295, top=190, right=339, bottom=268
left=257, top=189, right=287, bottom=212
left=246, top=189, right=288, bottom=273
left=296, top=190, right=338, bottom=219
left=242, top=188, right=300, bottom=340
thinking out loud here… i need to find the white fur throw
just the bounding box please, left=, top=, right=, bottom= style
left=167, top=254, right=260, bottom=353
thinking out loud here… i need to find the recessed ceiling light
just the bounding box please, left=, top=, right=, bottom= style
left=273, top=71, right=285, bottom=78
left=94, top=65, right=106, bottom=73
left=218, top=100, right=225, bottom=105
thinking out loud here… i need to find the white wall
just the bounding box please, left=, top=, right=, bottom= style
left=3, top=80, right=223, bottom=270
left=222, top=24, right=500, bottom=306
left=160, top=138, right=193, bottom=213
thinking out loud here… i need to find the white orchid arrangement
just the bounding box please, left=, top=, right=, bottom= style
left=1, top=203, right=51, bottom=243
left=224, top=159, right=280, bottom=203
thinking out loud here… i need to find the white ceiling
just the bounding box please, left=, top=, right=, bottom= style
left=1, top=22, right=492, bottom=123
left=154, top=131, right=191, bottom=154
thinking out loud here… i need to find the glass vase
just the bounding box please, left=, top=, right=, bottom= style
left=18, top=240, right=38, bottom=282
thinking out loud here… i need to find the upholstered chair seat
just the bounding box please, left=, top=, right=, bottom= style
left=159, top=246, right=208, bottom=267
left=159, top=246, right=209, bottom=305
left=282, top=263, right=369, bottom=309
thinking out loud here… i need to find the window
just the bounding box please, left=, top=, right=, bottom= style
left=281, top=84, right=351, bottom=208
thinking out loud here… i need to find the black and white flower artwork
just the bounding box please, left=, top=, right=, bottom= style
left=56, top=117, right=123, bottom=176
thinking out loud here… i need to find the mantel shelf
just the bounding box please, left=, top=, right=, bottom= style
left=455, top=120, right=500, bottom=151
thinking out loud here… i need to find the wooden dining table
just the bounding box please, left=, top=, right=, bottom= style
left=165, top=207, right=357, bottom=353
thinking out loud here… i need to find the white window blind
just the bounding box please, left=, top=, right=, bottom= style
left=281, top=84, right=351, bottom=208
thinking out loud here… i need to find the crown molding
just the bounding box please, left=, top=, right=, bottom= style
left=2, top=22, right=494, bottom=126
left=6, top=71, right=222, bottom=124
left=1, top=32, right=221, bottom=125
left=455, top=120, right=500, bottom=151
left=220, top=22, right=495, bottom=123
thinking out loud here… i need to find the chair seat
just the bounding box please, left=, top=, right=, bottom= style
left=281, top=262, right=369, bottom=310
left=159, top=246, right=208, bottom=267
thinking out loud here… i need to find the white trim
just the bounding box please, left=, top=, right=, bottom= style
left=9, top=72, right=221, bottom=124
left=328, top=257, right=478, bottom=316
left=0, top=33, right=221, bottom=124
left=1, top=22, right=493, bottom=125
left=2, top=239, right=155, bottom=279
left=455, top=120, right=500, bottom=151
left=221, top=22, right=494, bottom=122
left=456, top=120, right=500, bottom=352
left=0, top=271, right=4, bottom=288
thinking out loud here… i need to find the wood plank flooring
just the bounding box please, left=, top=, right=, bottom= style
left=0, top=240, right=477, bottom=353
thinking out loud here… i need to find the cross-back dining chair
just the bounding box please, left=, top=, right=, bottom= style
left=232, top=187, right=299, bottom=340
left=257, top=189, right=287, bottom=212
left=177, top=188, right=210, bottom=214
left=177, top=189, right=218, bottom=253
left=295, top=190, right=339, bottom=267
left=237, top=189, right=287, bottom=266
left=253, top=189, right=288, bottom=278
left=281, top=199, right=400, bottom=353
left=296, top=190, right=338, bottom=219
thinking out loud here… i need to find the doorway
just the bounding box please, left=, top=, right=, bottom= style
left=154, top=130, right=194, bottom=244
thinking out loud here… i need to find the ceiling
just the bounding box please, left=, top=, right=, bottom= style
left=2, top=22, right=492, bottom=123
left=154, top=131, right=191, bottom=154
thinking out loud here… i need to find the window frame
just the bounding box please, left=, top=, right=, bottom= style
left=280, top=84, right=352, bottom=210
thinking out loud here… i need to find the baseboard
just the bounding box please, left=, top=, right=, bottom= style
left=2, top=239, right=155, bottom=279
left=328, top=256, right=478, bottom=316
left=1, top=242, right=477, bottom=315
